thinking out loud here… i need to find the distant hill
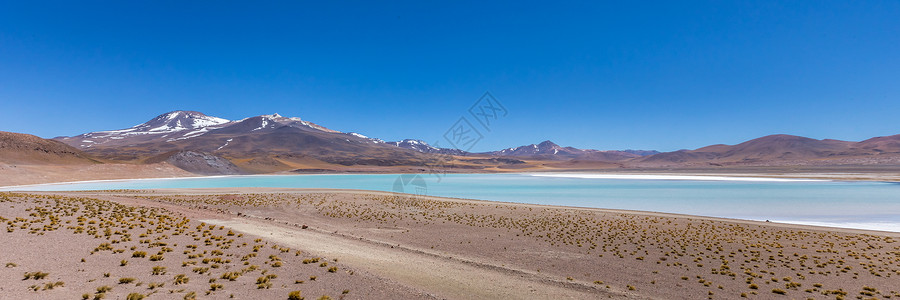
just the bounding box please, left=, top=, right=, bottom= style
left=856, top=134, right=900, bottom=152
left=632, top=134, right=900, bottom=167
left=0, top=131, right=98, bottom=165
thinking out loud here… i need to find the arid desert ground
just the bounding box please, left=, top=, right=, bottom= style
left=2, top=188, right=898, bottom=299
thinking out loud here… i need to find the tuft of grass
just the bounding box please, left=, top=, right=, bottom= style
left=119, top=278, right=136, bottom=284
left=221, top=272, right=241, bottom=281
left=126, top=293, right=145, bottom=300
left=132, top=251, right=147, bottom=258
left=174, top=274, right=189, bottom=285
left=42, top=281, right=65, bottom=290
left=148, top=282, right=165, bottom=290
left=152, top=266, right=167, bottom=275
left=183, top=292, right=197, bottom=300
left=288, top=290, right=304, bottom=300
left=256, top=276, right=273, bottom=289
left=23, top=271, right=50, bottom=280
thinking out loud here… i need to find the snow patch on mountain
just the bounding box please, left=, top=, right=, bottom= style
left=242, top=113, right=341, bottom=133
left=344, top=132, right=384, bottom=144
left=385, top=139, right=467, bottom=155
left=217, top=138, right=233, bottom=151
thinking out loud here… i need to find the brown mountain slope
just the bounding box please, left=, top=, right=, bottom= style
left=697, top=134, right=852, bottom=161
left=0, top=131, right=200, bottom=186
left=0, top=131, right=98, bottom=165
left=855, top=134, right=900, bottom=152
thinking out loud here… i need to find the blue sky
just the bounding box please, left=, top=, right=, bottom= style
left=1, top=1, right=898, bottom=152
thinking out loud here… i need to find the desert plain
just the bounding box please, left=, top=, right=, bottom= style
left=1, top=188, right=898, bottom=299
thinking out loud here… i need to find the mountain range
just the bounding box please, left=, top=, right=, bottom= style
left=47, top=111, right=660, bottom=173
left=2, top=110, right=899, bottom=176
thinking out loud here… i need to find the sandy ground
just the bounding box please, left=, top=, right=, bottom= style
left=0, top=191, right=429, bottom=300
left=3, top=188, right=899, bottom=299
left=0, top=163, right=196, bottom=187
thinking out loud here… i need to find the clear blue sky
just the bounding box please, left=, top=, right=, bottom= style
left=1, top=1, right=898, bottom=152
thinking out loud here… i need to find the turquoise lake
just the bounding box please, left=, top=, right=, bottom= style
left=5, top=173, right=900, bottom=232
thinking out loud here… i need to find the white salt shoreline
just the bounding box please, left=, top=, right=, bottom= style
left=765, top=220, right=900, bottom=233
left=528, top=173, right=829, bottom=182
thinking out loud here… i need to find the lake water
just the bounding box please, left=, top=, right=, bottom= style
left=5, top=173, right=900, bottom=232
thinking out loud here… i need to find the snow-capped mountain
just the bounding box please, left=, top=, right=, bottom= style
left=214, top=113, right=340, bottom=135
left=387, top=139, right=439, bottom=153
left=345, top=132, right=385, bottom=144
left=138, top=110, right=230, bottom=131
left=54, top=110, right=436, bottom=169
left=249, top=113, right=339, bottom=133
left=386, top=139, right=468, bottom=155
left=488, top=140, right=652, bottom=161
left=56, top=111, right=233, bottom=148
left=55, top=111, right=347, bottom=149
left=494, top=140, right=569, bottom=156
